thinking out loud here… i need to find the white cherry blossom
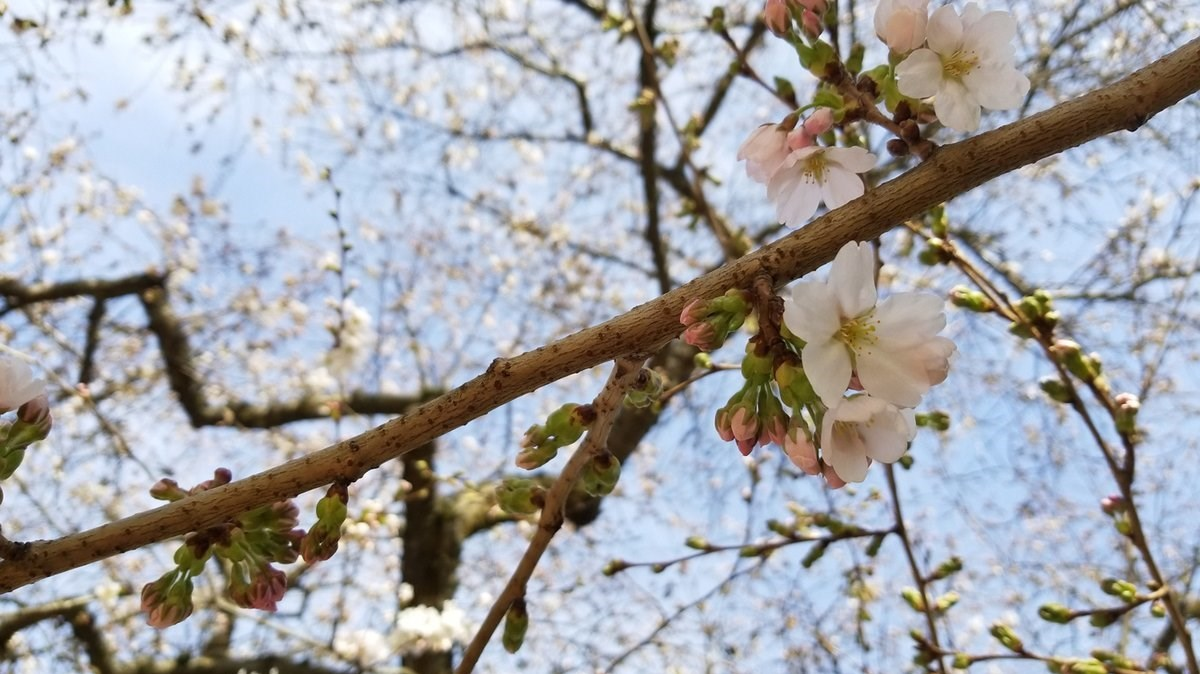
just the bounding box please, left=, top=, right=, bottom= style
left=821, top=394, right=916, bottom=483
left=0, top=354, right=45, bottom=413
left=875, top=0, right=930, bottom=54
left=767, top=146, right=877, bottom=228
left=782, top=241, right=955, bottom=407
left=895, top=3, right=1030, bottom=132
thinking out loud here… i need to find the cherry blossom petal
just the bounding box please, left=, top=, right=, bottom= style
left=964, top=11, right=1017, bottom=58
left=934, top=79, right=982, bottom=132
left=784, top=282, right=841, bottom=343
left=925, top=4, right=963, bottom=54
left=872, top=293, right=947, bottom=349
left=803, top=338, right=853, bottom=406
left=821, top=167, right=865, bottom=211
left=824, top=146, right=878, bottom=174
left=895, top=49, right=943, bottom=99
left=822, top=416, right=870, bottom=483
left=965, top=66, right=1030, bottom=110
left=860, top=418, right=909, bottom=463
left=855, top=348, right=928, bottom=407
left=828, top=242, right=877, bottom=318
left=0, top=356, right=46, bottom=412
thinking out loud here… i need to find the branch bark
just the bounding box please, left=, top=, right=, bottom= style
left=0, top=36, right=1196, bottom=592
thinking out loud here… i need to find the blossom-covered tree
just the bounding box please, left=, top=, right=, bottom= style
left=0, top=1, right=1199, bottom=673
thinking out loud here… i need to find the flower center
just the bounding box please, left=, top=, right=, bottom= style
left=803, top=151, right=828, bottom=181
left=941, top=50, right=978, bottom=81
left=837, top=315, right=877, bottom=352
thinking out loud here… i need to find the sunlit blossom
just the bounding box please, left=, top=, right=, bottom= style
left=767, top=146, right=876, bottom=228
left=895, top=3, right=1030, bottom=131
left=821, top=394, right=916, bottom=483
left=782, top=241, right=955, bottom=407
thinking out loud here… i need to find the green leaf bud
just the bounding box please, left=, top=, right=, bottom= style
left=502, top=598, right=529, bottom=654
left=900, top=587, right=926, bottom=612
left=949, top=286, right=994, bottom=313
left=989, top=623, right=1023, bottom=652
left=1039, top=378, right=1074, bottom=404
left=1038, top=602, right=1073, bottom=624
left=1099, top=578, right=1138, bottom=602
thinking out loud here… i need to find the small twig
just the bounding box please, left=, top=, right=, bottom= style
left=885, top=464, right=946, bottom=673
left=454, top=356, right=644, bottom=674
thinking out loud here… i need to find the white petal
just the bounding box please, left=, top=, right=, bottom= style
left=926, top=5, right=963, bottom=54
left=896, top=49, right=943, bottom=99
left=784, top=282, right=841, bottom=343
left=825, top=146, right=878, bottom=174
left=823, top=419, right=870, bottom=483
left=828, top=242, right=877, bottom=318
left=860, top=413, right=909, bottom=463
left=855, top=347, right=927, bottom=407
left=966, top=66, right=1030, bottom=111
left=803, top=338, right=853, bottom=407
left=820, top=167, right=865, bottom=211
left=835, top=394, right=888, bottom=423
left=959, top=2, right=984, bottom=29
left=964, top=11, right=1016, bottom=58
left=934, top=80, right=981, bottom=132
left=873, top=0, right=895, bottom=39
left=873, top=293, right=946, bottom=349
left=769, top=169, right=822, bottom=227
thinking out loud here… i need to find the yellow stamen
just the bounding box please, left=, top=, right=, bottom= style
left=941, top=50, right=978, bottom=80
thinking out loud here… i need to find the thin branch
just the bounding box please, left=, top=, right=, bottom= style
left=454, top=356, right=644, bottom=673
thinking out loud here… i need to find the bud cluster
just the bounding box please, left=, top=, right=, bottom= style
left=515, top=403, right=596, bottom=470
left=679, top=290, right=751, bottom=352
left=141, top=468, right=306, bottom=627
left=300, top=482, right=349, bottom=563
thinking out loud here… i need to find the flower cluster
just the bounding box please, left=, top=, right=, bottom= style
left=705, top=242, right=954, bottom=485
left=738, top=109, right=878, bottom=229
left=142, top=468, right=306, bottom=627
left=742, top=0, right=1029, bottom=226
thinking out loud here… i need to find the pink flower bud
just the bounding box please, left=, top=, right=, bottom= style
left=730, top=406, right=760, bottom=443
left=792, top=0, right=827, bottom=13
left=786, top=128, right=814, bottom=151
left=784, top=428, right=820, bottom=475
left=735, top=437, right=757, bottom=456
left=682, top=321, right=718, bottom=351
left=1100, top=494, right=1126, bottom=516
left=680, top=298, right=709, bottom=326
left=803, top=108, right=835, bottom=136
left=714, top=408, right=735, bottom=442
left=16, top=394, right=50, bottom=427
left=763, top=0, right=790, bottom=36
left=799, top=7, right=822, bottom=37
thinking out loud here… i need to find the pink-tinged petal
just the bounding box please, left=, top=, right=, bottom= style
left=965, top=66, right=1029, bottom=110
left=820, top=166, right=866, bottom=211
left=934, top=79, right=981, bottom=132
left=825, top=146, right=878, bottom=174
left=873, top=0, right=894, bottom=36
left=784, top=282, right=840, bottom=343
left=926, top=5, right=963, bottom=54
left=860, top=418, right=908, bottom=463
left=784, top=428, right=821, bottom=475
left=822, top=462, right=847, bottom=488
left=855, top=348, right=927, bottom=407
left=803, top=338, right=853, bottom=407
left=872, top=293, right=946, bottom=348
left=913, top=336, right=956, bottom=387
left=822, top=417, right=869, bottom=483
left=895, top=49, right=943, bottom=99
left=828, top=242, right=877, bottom=318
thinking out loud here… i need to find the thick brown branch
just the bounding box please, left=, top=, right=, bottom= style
left=0, top=37, right=1195, bottom=592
